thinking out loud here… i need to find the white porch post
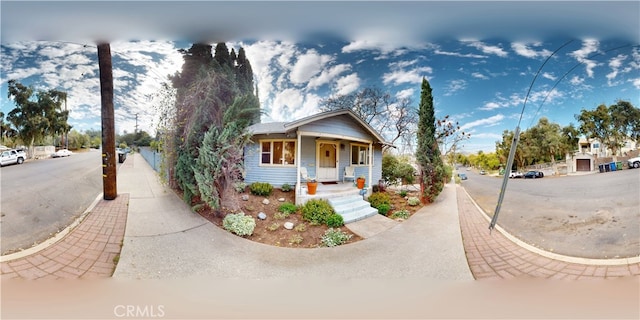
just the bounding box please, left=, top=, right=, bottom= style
left=296, top=131, right=301, bottom=195
left=368, top=142, right=373, bottom=194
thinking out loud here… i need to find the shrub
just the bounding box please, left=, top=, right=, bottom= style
left=250, top=182, right=273, bottom=196
left=301, top=199, right=335, bottom=225
left=234, top=182, right=247, bottom=193
left=321, top=228, right=353, bottom=247
left=368, top=192, right=391, bottom=209
left=288, top=234, right=303, bottom=245
left=273, top=212, right=287, bottom=220
left=399, top=190, right=408, bottom=197
left=278, top=202, right=298, bottom=215
left=267, top=222, right=280, bottom=231
left=377, top=204, right=391, bottom=215
left=222, top=213, right=256, bottom=236
left=325, top=213, right=344, bottom=228
left=390, top=209, right=410, bottom=219
left=372, top=185, right=380, bottom=193
left=281, top=183, right=293, bottom=192
left=407, top=197, right=420, bottom=206
left=294, top=223, right=307, bottom=232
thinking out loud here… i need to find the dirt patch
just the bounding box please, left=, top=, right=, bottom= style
left=186, top=186, right=424, bottom=248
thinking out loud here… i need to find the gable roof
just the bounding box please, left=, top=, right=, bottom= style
left=247, top=109, right=390, bottom=145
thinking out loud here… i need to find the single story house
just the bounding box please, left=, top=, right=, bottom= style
left=244, top=109, right=391, bottom=203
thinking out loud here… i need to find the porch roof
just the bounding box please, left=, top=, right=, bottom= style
left=247, top=109, right=391, bottom=146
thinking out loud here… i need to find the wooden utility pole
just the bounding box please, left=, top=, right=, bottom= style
left=98, top=43, right=117, bottom=200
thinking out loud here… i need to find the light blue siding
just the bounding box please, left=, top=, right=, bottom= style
left=243, top=136, right=297, bottom=187
left=299, top=114, right=372, bottom=141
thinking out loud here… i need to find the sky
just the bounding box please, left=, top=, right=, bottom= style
left=1, top=1, right=639, bottom=153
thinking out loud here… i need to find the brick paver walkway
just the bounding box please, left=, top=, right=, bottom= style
left=0, top=194, right=129, bottom=279
left=457, top=185, right=640, bottom=280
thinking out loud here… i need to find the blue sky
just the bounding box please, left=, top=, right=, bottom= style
left=1, top=1, right=639, bottom=153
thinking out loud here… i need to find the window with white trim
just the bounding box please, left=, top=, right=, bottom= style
left=260, top=140, right=296, bottom=165
left=350, top=143, right=371, bottom=165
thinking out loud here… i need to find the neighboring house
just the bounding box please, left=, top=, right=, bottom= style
left=568, top=137, right=638, bottom=173
left=244, top=109, right=391, bottom=203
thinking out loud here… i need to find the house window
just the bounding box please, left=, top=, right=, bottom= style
left=351, top=143, right=371, bottom=165
left=260, top=140, right=296, bottom=165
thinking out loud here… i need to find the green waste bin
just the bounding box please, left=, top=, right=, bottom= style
left=616, top=161, right=622, bottom=170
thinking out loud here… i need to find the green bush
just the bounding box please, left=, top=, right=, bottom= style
left=250, top=182, right=273, bottom=196
left=377, top=204, right=391, bottom=215
left=368, top=192, right=391, bottom=209
left=321, top=228, right=353, bottom=247
left=222, top=213, right=256, bottom=236
left=390, top=209, right=410, bottom=219
left=399, top=190, right=408, bottom=197
left=325, top=214, right=344, bottom=228
left=234, top=182, right=247, bottom=193
left=407, top=197, right=420, bottom=206
left=301, top=199, right=335, bottom=225
left=281, top=183, right=293, bottom=192
left=278, top=202, right=298, bottom=215
left=273, top=212, right=287, bottom=220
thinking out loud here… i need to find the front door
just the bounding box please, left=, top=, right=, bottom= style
left=317, top=141, right=338, bottom=181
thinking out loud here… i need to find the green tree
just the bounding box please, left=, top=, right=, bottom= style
left=1, top=111, right=18, bottom=144
left=6, top=80, right=70, bottom=156
left=610, top=100, right=640, bottom=141
left=416, top=78, right=445, bottom=204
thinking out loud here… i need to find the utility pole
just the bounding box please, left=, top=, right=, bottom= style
left=134, top=113, right=139, bottom=133
left=98, top=43, right=117, bottom=200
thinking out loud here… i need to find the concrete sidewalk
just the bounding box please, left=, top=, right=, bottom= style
left=113, top=153, right=474, bottom=280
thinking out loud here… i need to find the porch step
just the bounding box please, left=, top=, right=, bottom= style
left=328, top=195, right=379, bottom=224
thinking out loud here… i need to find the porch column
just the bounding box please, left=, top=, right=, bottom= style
left=368, top=142, right=373, bottom=193
left=296, top=131, right=301, bottom=195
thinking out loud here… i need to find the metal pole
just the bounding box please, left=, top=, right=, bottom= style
left=98, top=43, right=117, bottom=200
left=489, top=126, right=520, bottom=231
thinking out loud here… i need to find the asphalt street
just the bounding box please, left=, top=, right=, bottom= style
left=0, top=149, right=105, bottom=254
left=461, top=168, right=640, bottom=259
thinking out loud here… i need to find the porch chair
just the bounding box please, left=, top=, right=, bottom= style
left=300, top=167, right=315, bottom=181
left=343, top=165, right=355, bottom=183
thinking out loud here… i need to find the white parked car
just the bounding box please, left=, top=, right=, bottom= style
left=509, top=171, right=523, bottom=178
left=628, top=157, right=640, bottom=169
left=0, top=149, right=27, bottom=166
left=52, top=149, right=73, bottom=158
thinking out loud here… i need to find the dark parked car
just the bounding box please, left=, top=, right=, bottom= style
left=524, top=170, right=544, bottom=179
left=458, top=173, right=468, bottom=180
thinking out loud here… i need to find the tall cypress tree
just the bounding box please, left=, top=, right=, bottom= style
left=416, top=78, right=445, bottom=203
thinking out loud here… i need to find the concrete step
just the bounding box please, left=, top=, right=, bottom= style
left=328, top=195, right=378, bottom=224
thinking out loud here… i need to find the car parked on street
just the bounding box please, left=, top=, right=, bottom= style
left=458, top=173, right=468, bottom=180
left=52, top=149, right=73, bottom=158
left=628, top=156, right=640, bottom=169
left=524, top=170, right=544, bottom=179
left=509, top=171, right=523, bottom=178
left=479, top=170, right=486, bottom=175
left=0, top=149, right=27, bottom=166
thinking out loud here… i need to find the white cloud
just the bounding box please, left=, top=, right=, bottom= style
left=434, top=49, right=486, bottom=59
left=480, top=102, right=502, bottom=111
left=511, top=42, right=552, bottom=58
left=460, top=114, right=505, bottom=131
left=471, top=72, right=488, bottom=79
left=334, top=73, right=360, bottom=96
left=464, top=40, right=508, bottom=57
left=290, top=49, right=333, bottom=85
left=542, top=72, right=556, bottom=81
left=444, top=79, right=467, bottom=96
left=307, top=63, right=351, bottom=90
left=382, top=59, right=432, bottom=86
left=570, top=39, right=600, bottom=78
left=606, top=54, right=627, bottom=86
left=395, top=88, right=414, bottom=100
left=631, top=78, right=640, bottom=89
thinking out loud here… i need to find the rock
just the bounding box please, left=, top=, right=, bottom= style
left=278, top=198, right=285, bottom=202
left=241, top=194, right=249, bottom=201
left=284, top=222, right=294, bottom=230
left=262, top=199, right=270, bottom=205
left=257, top=212, right=267, bottom=220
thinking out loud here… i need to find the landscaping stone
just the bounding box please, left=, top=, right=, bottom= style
left=278, top=198, right=285, bottom=202
left=257, top=212, right=267, bottom=220
left=241, top=194, right=249, bottom=201
left=283, top=222, right=294, bottom=230
left=262, top=199, right=270, bottom=205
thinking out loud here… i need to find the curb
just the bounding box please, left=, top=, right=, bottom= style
left=460, top=186, right=640, bottom=266
left=0, top=193, right=104, bottom=262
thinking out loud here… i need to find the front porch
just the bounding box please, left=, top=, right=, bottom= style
left=296, top=181, right=364, bottom=205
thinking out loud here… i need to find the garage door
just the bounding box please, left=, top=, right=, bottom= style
left=576, top=159, right=590, bottom=171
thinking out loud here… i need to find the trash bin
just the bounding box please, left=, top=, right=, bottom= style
left=604, top=163, right=610, bottom=172
left=616, top=161, right=622, bottom=170
left=610, top=162, right=616, bottom=171
left=118, top=152, right=126, bottom=163
left=598, top=164, right=604, bottom=173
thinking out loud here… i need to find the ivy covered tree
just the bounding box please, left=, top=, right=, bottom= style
left=165, top=42, right=260, bottom=213
left=6, top=80, right=70, bottom=156
left=416, top=78, right=445, bottom=204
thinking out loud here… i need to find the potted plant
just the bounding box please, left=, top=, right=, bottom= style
left=306, top=177, right=318, bottom=195
left=356, top=175, right=366, bottom=189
